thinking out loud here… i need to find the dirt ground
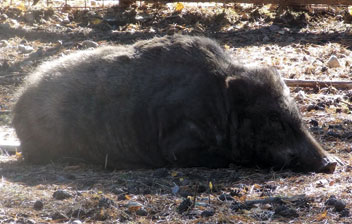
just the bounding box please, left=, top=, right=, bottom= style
left=1, top=3, right=352, bottom=223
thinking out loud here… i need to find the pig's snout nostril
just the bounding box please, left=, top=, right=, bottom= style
left=319, top=158, right=337, bottom=174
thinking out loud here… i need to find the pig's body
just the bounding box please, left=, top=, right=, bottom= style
left=13, top=35, right=337, bottom=172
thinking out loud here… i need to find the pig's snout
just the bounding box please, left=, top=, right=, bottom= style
left=295, top=129, right=340, bottom=174
left=318, top=157, right=337, bottom=174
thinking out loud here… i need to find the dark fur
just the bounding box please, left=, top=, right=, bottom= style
left=13, top=35, right=337, bottom=172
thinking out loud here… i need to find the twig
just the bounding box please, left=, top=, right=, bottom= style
left=192, top=184, right=198, bottom=208
left=243, top=194, right=306, bottom=207
left=284, top=79, right=352, bottom=89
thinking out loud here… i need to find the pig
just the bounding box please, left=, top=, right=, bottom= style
left=13, top=35, right=338, bottom=173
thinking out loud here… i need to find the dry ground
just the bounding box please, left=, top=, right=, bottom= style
left=1, top=3, right=352, bottom=223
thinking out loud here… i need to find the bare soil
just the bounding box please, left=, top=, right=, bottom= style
left=1, top=3, right=352, bottom=223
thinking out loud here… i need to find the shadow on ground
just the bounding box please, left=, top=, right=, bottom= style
left=0, top=157, right=303, bottom=196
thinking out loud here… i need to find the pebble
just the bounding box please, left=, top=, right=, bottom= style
left=71, top=220, right=82, bottom=224
left=117, top=194, right=127, bottom=200
left=327, top=55, right=341, bottom=68
left=295, top=90, right=306, bottom=101
left=148, top=27, right=156, bottom=33
left=24, top=12, right=35, bottom=23
left=81, top=40, right=99, bottom=48
left=201, top=209, right=215, bottom=217
left=219, top=194, right=234, bottom=201
left=309, top=119, right=319, bottom=127
left=53, top=190, right=72, bottom=200
left=98, top=197, right=115, bottom=208
left=0, top=40, right=8, bottom=47
left=62, top=16, right=70, bottom=24
left=26, top=219, right=36, bottom=224
left=0, top=14, right=8, bottom=20
left=177, top=198, right=192, bottom=214
left=307, top=104, right=324, bottom=112
left=195, top=201, right=208, bottom=207
left=274, top=205, right=299, bottom=218
left=136, top=208, right=148, bottom=216
left=33, top=200, right=44, bottom=210
left=340, top=208, right=350, bottom=217
left=325, top=195, right=346, bottom=212
left=9, top=19, right=20, bottom=28
left=241, top=13, right=249, bottom=20
left=327, top=130, right=341, bottom=138
left=52, top=211, right=68, bottom=220
left=18, top=45, right=34, bottom=54
left=127, top=201, right=143, bottom=210
left=321, top=66, right=328, bottom=72
left=135, top=15, right=144, bottom=21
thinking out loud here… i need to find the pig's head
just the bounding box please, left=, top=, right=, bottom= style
left=226, top=66, right=337, bottom=173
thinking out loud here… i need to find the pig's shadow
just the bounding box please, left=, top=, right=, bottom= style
left=0, top=158, right=307, bottom=195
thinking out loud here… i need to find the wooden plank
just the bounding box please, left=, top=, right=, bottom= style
left=143, top=0, right=352, bottom=4
left=284, top=79, right=352, bottom=89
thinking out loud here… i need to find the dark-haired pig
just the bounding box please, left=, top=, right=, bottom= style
left=13, top=35, right=338, bottom=173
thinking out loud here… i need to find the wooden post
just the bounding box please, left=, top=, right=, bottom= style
left=284, top=79, right=352, bottom=89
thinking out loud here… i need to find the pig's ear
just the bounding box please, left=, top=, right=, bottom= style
left=225, top=77, right=253, bottom=106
